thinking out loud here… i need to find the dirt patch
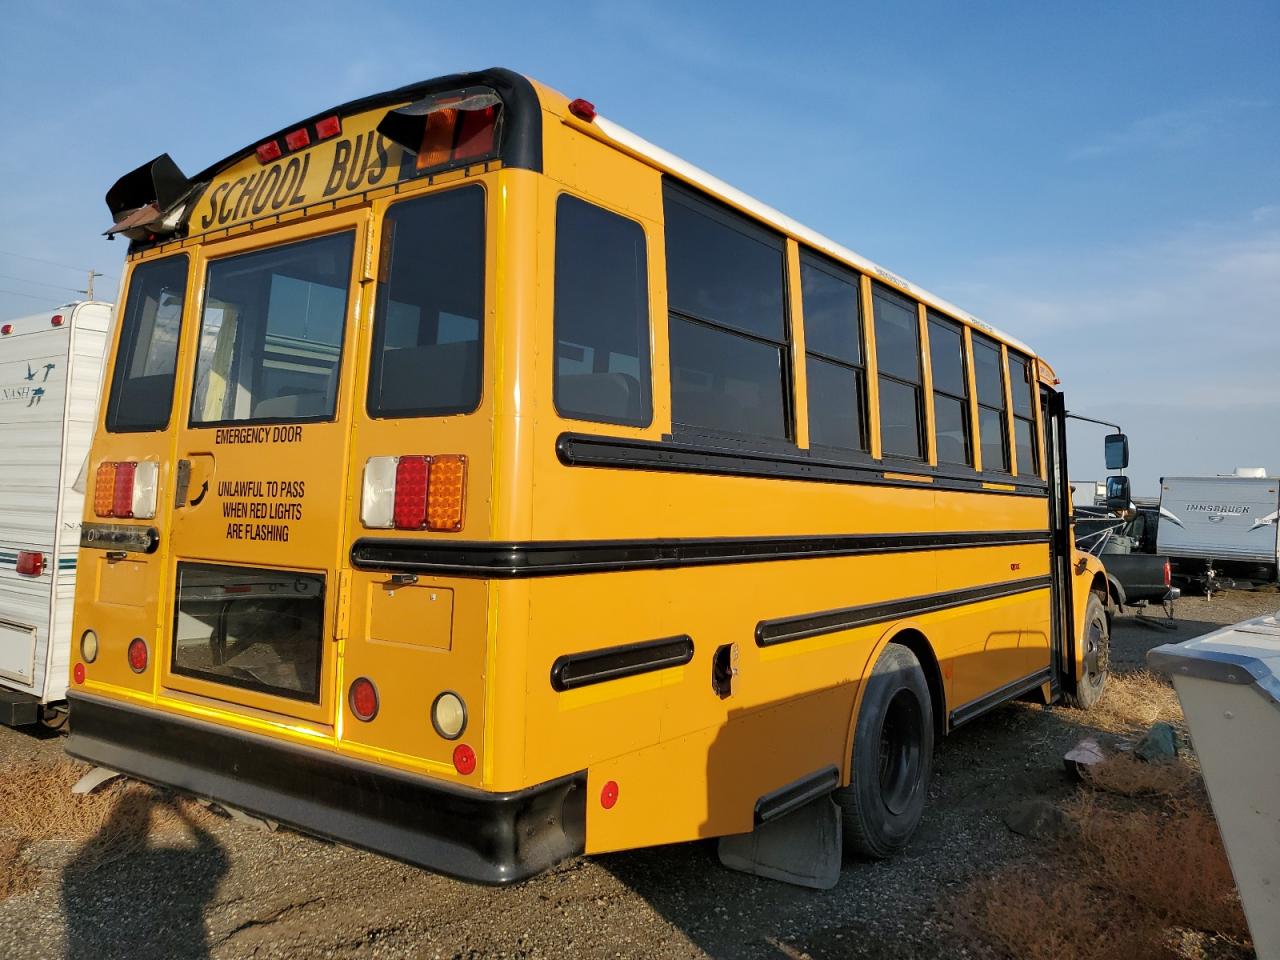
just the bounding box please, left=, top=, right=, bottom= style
left=0, top=838, right=38, bottom=902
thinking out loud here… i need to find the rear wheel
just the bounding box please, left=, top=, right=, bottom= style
left=835, top=643, right=934, bottom=859
left=1068, top=591, right=1109, bottom=709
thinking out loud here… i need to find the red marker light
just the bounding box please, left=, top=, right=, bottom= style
left=453, top=743, right=477, bottom=775
left=600, top=780, right=619, bottom=809
left=349, top=677, right=379, bottom=721
left=315, top=115, right=341, bottom=140
left=127, top=637, right=148, bottom=673
left=51, top=314, right=64, bottom=327
left=568, top=98, right=597, bottom=122
left=285, top=127, right=311, bottom=151
left=255, top=140, right=282, bottom=164
left=16, top=551, right=44, bottom=577
left=73, top=663, right=85, bottom=684
left=1, top=324, right=11, bottom=335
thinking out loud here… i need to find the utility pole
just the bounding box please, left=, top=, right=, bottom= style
left=81, top=270, right=104, bottom=299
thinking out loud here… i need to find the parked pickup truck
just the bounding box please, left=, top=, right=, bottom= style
left=1075, top=510, right=1179, bottom=627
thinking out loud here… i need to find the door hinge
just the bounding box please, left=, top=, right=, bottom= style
left=334, top=569, right=354, bottom=641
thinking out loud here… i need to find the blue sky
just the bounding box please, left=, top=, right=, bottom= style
left=1, top=1, right=1276, bottom=492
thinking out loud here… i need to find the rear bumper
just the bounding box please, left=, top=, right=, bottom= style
left=65, top=692, right=586, bottom=884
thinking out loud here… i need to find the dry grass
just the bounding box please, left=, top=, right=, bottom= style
left=1082, top=752, right=1196, bottom=798
left=1074, top=670, right=1185, bottom=735
left=955, top=782, right=1250, bottom=959
left=0, top=755, right=214, bottom=901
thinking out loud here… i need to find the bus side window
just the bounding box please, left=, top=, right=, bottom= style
left=1009, top=352, right=1040, bottom=477
left=105, top=255, right=189, bottom=433
left=871, top=283, right=925, bottom=460
left=553, top=195, right=652, bottom=427
left=800, top=251, right=867, bottom=452
left=972, top=333, right=1009, bottom=473
left=927, top=313, right=972, bottom=466
left=663, top=182, right=791, bottom=442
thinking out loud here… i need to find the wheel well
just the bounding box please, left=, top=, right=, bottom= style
left=1092, top=571, right=1118, bottom=607
left=889, top=628, right=946, bottom=737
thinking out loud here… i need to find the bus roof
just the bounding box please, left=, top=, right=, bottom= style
left=581, top=111, right=1037, bottom=360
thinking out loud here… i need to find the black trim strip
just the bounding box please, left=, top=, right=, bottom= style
left=755, top=764, right=841, bottom=824
left=352, top=530, right=1049, bottom=578
left=557, top=432, right=1050, bottom=497
left=756, top=575, right=1052, bottom=647
left=949, top=667, right=1053, bottom=729
left=551, top=635, right=694, bottom=691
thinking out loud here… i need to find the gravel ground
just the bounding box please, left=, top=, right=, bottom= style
left=1, top=588, right=1273, bottom=960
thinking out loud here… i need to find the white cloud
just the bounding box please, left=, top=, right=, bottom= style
left=1068, top=99, right=1268, bottom=161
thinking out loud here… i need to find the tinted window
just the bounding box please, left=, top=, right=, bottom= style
left=801, top=251, right=866, bottom=453
left=935, top=395, right=969, bottom=465
left=1009, top=354, right=1035, bottom=418
left=800, top=257, right=861, bottom=363
left=554, top=195, right=651, bottom=426
left=928, top=315, right=972, bottom=466
left=105, top=255, right=188, bottom=432
left=807, top=357, right=865, bottom=450
left=873, top=288, right=920, bottom=382
left=665, top=187, right=785, bottom=340
left=979, top=405, right=1008, bottom=473
left=929, top=320, right=966, bottom=397
left=368, top=185, right=485, bottom=418
left=973, top=336, right=1005, bottom=408
left=193, top=232, right=353, bottom=425
left=973, top=333, right=1011, bottom=473
left=1009, top=352, right=1039, bottom=475
left=872, top=284, right=923, bottom=460
left=665, top=183, right=790, bottom=442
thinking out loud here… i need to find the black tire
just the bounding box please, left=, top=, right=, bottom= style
left=1067, top=592, right=1109, bottom=709
left=835, top=642, right=934, bottom=859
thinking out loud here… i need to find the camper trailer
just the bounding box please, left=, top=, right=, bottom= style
left=1157, top=469, right=1280, bottom=591
left=0, top=301, right=111, bottom=726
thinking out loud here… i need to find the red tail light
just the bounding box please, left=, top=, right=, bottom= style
left=454, top=105, right=498, bottom=160
left=51, top=314, right=64, bottom=327
left=1164, top=559, right=1171, bottom=588
left=349, top=677, right=379, bottom=721
left=393, top=456, right=430, bottom=530
left=1, top=324, right=11, bottom=335
left=112, top=461, right=137, bottom=517
left=127, top=637, right=148, bottom=673
left=16, top=551, right=44, bottom=577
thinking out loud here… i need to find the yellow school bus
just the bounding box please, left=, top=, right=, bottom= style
left=67, top=67, right=1112, bottom=885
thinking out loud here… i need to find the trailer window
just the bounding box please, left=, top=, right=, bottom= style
left=872, top=283, right=924, bottom=460
left=973, top=334, right=1009, bottom=473
left=1009, top=352, right=1040, bottom=477
left=105, top=255, right=189, bottom=433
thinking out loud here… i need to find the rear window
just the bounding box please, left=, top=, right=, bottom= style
left=368, top=185, right=485, bottom=418
left=192, top=232, right=354, bottom=425
left=105, top=255, right=189, bottom=433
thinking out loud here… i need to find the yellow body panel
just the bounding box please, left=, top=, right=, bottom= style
left=72, top=73, right=1100, bottom=864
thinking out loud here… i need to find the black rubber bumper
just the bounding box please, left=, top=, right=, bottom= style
left=65, top=692, right=586, bottom=885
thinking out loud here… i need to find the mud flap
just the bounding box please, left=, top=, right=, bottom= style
left=717, top=794, right=843, bottom=890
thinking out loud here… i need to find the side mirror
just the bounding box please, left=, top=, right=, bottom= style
left=1104, top=432, right=1129, bottom=470
left=1105, top=475, right=1131, bottom=512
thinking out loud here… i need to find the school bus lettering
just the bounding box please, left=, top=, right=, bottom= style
left=75, top=68, right=1113, bottom=890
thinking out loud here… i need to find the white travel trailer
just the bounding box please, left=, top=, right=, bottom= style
left=1157, top=469, right=1280, bottom=588
left=0, top=301, right=111, bottom=726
